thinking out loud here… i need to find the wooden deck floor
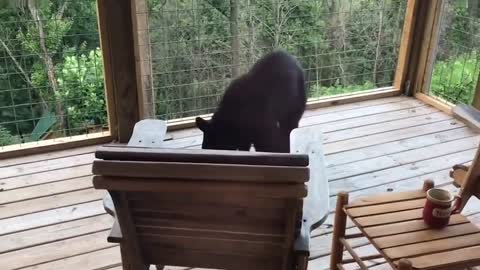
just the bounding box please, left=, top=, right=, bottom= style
left=2, top=95, right=480, bottom=270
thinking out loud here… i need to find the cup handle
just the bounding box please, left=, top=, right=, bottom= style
left=451, top=195, right=462, bottom=214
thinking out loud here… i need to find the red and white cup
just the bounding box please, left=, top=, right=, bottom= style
left=423, top=188, right=462, bottom=228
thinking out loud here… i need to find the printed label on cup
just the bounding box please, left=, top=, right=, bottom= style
left=432, top=208, right=451, bottom=218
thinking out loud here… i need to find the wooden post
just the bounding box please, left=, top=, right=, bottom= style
left=97, top=0, right=141, bottom=143
left=393, top=0, right=420, bottom=92
left=132, top=0, right=156, bottom=119
left=472, top=73, right=480, bottom=110
left=399, top=0, right=443, bottom=96
left=413, top=0, right=444, bottom=95
left=330, top=191, right=349, bottom=270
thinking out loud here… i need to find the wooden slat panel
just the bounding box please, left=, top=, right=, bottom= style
left=364, top=214, right=468, bottom=237
left=92, top=160, right=309, bottom=183
left=128, top=192, right=286, bottom=210
left=347, top=198, right=425, bottom=217
left=347, top=190, right=426, bottom=208
left=354, top=209, right=422, bottom=227
left=374, top=223, right=480, bottom=249
left=132, top=208, right=284, bottom=229
left=130, top=200, right=285, bottom=220
left=96, top=145, right=309, bottom=166
left=93, top=176, right=307, bottom=199
left=384, top=232, right=480, bottom=260
left=143, top=246, right=282, bottom=270
left=136, top=226, right=285, bottom=243
left=139, top=235, right=286, bottom=257
left=134, top=215, right=284, bottom=236
left=395, top=245, right=480, bottom=269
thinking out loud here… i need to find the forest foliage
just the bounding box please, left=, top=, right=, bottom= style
left=0, top=0, right=478, bottom=147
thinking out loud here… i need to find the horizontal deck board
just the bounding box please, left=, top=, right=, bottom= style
left=0, top=176, right=93, bottom=204
left=0, top=214, right=112, bottom=254
left=0, top=230, right=114, bottom=270
left=0, top=164, right=92, bottom=191
left=19, top=246, right=121, bottom=270
left=0, top=188, right=105, bottom=220
left=0, top=200, right=105, bottom=235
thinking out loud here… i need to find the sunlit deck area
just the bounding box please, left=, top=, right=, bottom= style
left=2, top=95, right=480, bottom=270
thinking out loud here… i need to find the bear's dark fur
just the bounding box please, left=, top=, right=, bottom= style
left=195, top=50, right=306, bottom=153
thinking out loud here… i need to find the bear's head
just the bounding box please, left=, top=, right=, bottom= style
left=195, top=117, right=250, bottom=151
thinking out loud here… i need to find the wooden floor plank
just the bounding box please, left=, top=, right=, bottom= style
left=309, top=105, right=437, bottom=134
left=300, top=99, right=428, bottom=128
left=303, top=96, right=408, bottom=117
left=0, top=164, right=92, bottom=191
left=19, top=246, right=121, bottom=270
left=0, top=188, right=105, bottom=220
left=326, top=127, right=476, bottom=167
left=323, top=111, right=450, bottom=144
left=340, top=168, right=465, bottom=206
left=0, top=153, right=95, bottom=180
left=0, top=200, right=105, bottom=235
left=0, top=214, right=112, bottom=254
left=324, top=119, right=464, bottom=155
left=0, top=145, right=97, bottom=168
left=0, top=176, right=93, bottom=204
left=0, top=230, right=114, bottom=270
left=327, top=136, right=480, bottom=181
left=329, top=149, right=476, bottom=196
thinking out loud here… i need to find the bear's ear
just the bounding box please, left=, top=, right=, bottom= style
left=195, top=117, right=209, bottom=132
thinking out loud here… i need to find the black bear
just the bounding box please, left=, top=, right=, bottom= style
left=195, top=50, right=306, bottom=153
